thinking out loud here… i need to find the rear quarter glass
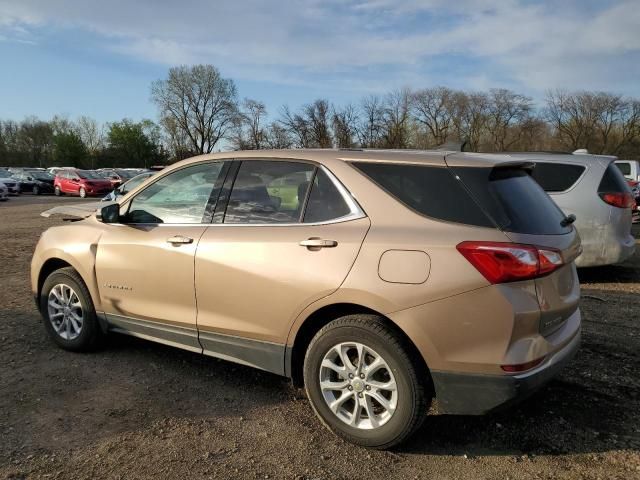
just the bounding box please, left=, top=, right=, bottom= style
left=599, top=163, right=632, bottom=193
left=530, top=162, right=586, bottom=192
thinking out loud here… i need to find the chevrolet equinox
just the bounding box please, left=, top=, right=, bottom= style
left=32, top=149, right=582, bottom=448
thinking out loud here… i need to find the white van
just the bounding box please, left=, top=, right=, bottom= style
left=615, top=160, right=640, bottom=181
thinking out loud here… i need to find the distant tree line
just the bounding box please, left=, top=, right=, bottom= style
left=1, top=64, right=639, bottom=168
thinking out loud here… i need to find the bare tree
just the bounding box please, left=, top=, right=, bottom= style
left=332, top=104, right=359, bottom=148
left=545, top=90, right=600, bottom=151
left=412, top=86, right=457, bottom=147
left=231, top=98, right=268, bottom=150
left=279, top=99, right=333, bottom=148
left=264, top=122, right=293, bottom=149
left=452, top=91, right=490, bottom=151
left=18, top=117, right=54, bottom=167
left=76, top=116, right=104, bottom=169
left=151, top=65, right=238, bottom=154
left=486, top=89, right=533, bottom=151
left=358, top=95, right=385, bottom=148
left=380, top=89, right=411, bottom=148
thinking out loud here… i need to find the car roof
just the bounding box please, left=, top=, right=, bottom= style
left=165, top=148, right=540, bottom=171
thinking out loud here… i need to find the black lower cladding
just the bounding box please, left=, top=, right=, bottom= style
left=431, top=330, right=581, bottom=415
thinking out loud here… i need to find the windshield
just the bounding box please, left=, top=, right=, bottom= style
left=30, top=171, right=54, bottom=180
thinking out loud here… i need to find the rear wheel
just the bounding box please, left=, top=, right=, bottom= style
left=54, top=185, right=62, bottom=196
left=32, top=185, right=40, bottom=195
left=79, top=187, right=87, bottom=198
left=304, top=315, right=430, bottom=449
left=40, top=267, right=104, bottom=351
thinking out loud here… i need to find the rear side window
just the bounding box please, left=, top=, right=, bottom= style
left=599, top=163, right=631, bottom=193
left=351, top=162, right=494, bottom=228
left=224, top=161, right=315, bottom=224
left=530, top=162, right=585, bottom=192
left=303, top=169, right=351, bottom=223
left=453, top=166, right=571, bottom=235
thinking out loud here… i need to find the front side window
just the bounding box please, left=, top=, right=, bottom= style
left=127, top=162, right=225, bottom=224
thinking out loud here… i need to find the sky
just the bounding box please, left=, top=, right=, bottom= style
left=0, top=0, right=639, bottom=124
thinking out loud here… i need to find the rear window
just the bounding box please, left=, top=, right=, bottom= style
left=453, top=166, right=571, bottom=234
left=530, top=162, right=585, bottom=192
left=353, top=162, right=571, bottom=235
left=599, top=163, right=631, bottom=193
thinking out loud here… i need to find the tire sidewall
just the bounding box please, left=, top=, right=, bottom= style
left=54, top=186, right=61, bottom=196
left=32, top=185, right=39, bottom=195
left=40, top=270, right=99, bottom=351
left=79, top=187, right=86, bottom=198
left=304, top=324, right=420, bottom=448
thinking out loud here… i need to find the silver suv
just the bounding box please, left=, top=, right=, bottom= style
left=491, top=152, right=635, bottom=267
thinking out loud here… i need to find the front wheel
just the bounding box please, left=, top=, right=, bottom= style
left=40, top=267, right=104, bottom=351
left=32, top=185, right=40, bottom=195
left=79, top=187, right=87, bottom=198
left=54, top=186, right=62, bottom=196
left=304, top=315, right=430, bottom=449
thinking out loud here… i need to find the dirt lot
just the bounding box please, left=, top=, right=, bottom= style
left=1, top=195, right=639, bottom=480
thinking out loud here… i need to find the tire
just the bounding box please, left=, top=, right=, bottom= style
left=40, top=267, right=104, bottom=351
left=79, top=187, right=86, bottom=198
left=304, top=314, right=430, bottom=449
left=54, top=186, right=62, bottom=196
left=32, top=185, right=40, bottom=195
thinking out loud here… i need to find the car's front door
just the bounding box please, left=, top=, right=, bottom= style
left=194, top=160, right=370, bottom=374
left=95, top=160, right=230, bottom=351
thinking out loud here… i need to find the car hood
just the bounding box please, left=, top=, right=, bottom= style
left=41, top=201, right=109, bottom=220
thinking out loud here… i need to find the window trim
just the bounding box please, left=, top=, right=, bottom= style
left=117, top=158, right=366, bottom=227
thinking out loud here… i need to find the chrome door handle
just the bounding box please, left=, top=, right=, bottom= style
left=299, top=238, right=338, bottom=248
left=166, top=235, right=194, bottom=245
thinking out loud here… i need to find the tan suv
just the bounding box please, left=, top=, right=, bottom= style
left=31, top=150, right=582, bottom=448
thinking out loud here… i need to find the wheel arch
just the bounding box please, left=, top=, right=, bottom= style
left=286, top=302, right=432, bottom=392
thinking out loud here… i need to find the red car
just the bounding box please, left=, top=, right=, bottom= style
left=54, top=170, right=114, bottom=198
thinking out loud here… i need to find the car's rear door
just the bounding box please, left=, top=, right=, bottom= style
left=95, top=160, right=230, bottom=351
left=194, top=159, right=370, bottom=374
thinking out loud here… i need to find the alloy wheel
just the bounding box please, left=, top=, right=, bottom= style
left=47, top=284, right=84, bottom=340
left=319, top=342, right=398, bottom=430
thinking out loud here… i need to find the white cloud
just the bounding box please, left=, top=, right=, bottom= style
left=0, top=0, right=638, bottom=95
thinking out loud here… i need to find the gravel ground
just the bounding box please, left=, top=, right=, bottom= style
left=1, top=195, right=639, bottom=480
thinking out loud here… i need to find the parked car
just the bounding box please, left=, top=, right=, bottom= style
left=627, top=179, right=640, bottom=224
left=33, top=150, right=581, bottom=448
left=0, top=168, right=20, bottom=195
left=615, top=159, right=640, bottom=182
left=494, top=152, right=635, bottom=267
left=0, top=182, right=8, bottom=201
left=54, top=170, right=114, bottom=198
left=12, top=170, right=56, bottom=194
left=101, top=172, right=155, bottom=202
left=96, top=169, right=125, bottom=188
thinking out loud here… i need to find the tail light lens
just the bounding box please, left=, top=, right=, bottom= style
left=501, top=356, right=545, bottom=373
left=599, top=192, right=635, bottom=209
left=456, top=241, right=564, bottom=284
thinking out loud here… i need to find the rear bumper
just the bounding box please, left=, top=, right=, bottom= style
left=431, top=328, right=581, bottom=415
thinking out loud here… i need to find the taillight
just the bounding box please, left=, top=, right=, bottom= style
left=599, top=192, right=635, bottom=209
left=456, top=241, right=564, bottom=284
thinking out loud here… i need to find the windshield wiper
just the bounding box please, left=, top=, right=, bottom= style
left=560, top=214, right=576, bottom=227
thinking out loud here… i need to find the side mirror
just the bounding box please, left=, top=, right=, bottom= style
left=97, top=203, right=120, bottom=223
